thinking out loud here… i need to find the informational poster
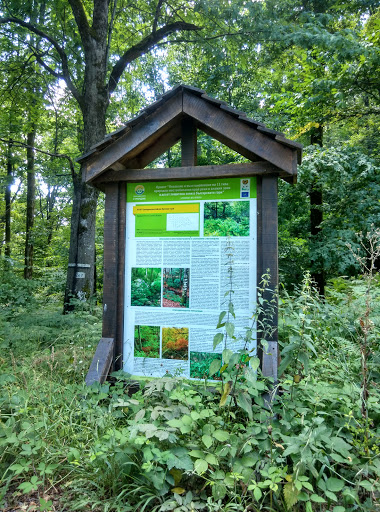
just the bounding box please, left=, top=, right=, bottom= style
left=124, top=177, right=257, bottom=378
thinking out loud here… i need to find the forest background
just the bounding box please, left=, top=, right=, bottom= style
left=0, top=0, right=380, bottom=511
left=0, top=0, right=379, bottom=294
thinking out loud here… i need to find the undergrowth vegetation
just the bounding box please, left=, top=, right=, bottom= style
left=0, top=262, right=379, bottom=511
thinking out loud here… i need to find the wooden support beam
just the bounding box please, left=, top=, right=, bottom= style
left=93, top=162, right=281, bottom=185
left=181, top=117, right=197, bottom=166
left=85, top=337, right=114, bottom=385
left=123, top=124, right=181, bottom=170
left=102, top=182, right=125, bottom=371
left=183, top=90, right=297, bottom=175
left=83, top=91, right=183, bottom=181
left=115, top=183, right=126, bottom=371
left=103, top=183, right=120, bottom=341
left=256, top=176, right=279, bottom=383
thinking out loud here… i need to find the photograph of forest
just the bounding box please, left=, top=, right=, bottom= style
left=162, top=327, right=189, bottom=360
left=130, top=268, right=161, bottom=307
left=134, top=325, right=160, bottom=358
left=190, top=351, right=222, bottom=379
left=163, top=268, right=190, bottom=308
left=204, top=201, right=250, bottom=237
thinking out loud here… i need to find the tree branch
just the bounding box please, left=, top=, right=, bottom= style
left=67, top=0, right=92, bottom=50
left=153, top=0, right=164, bottom=33
left=108, top=21, right=201, bottom=94
left=33, top=51, right=64, bottom=79
left=0, top=138, right=78, bottom=182
left=105, top=0, right=118, bottom=73
left=0, top=16, right=82, bottom=105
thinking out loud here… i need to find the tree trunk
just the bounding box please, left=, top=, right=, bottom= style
left=181, top=269, right=189, bottom=306
left=24, top=128, right=36, bottom=279
left=4, top=139, right=13, bottom=258
left=63, top=79, right=108, bottom=311
left=309, top=125, right=325, bottom=296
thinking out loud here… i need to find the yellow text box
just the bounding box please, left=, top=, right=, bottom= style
left=133, top=204, right=199, bottom=215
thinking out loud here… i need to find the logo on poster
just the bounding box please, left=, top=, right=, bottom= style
left=240, top=178, right=250, bottom=198
left=134, top=185, right=145, bottom=196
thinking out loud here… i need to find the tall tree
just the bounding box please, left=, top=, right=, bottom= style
left=0, top=0, right=202, bottom=309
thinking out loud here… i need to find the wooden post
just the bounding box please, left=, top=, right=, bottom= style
left=116, top=183, right=126, bottom=370
left=103, top=182, right=125, bottom=371
left=181, top=118, right=197, bottom=166
left=256, top=176, right=279, bottom=383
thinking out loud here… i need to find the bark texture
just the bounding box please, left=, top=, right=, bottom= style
left=24, top=129, right=36, bottom=279
left=4, top=140, right=13, bottom=258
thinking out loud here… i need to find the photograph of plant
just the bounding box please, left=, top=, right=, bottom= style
left=130, top=267, right=161, bottom=307
left=162, top=327, right=189, bottom=360
left=163, top=268, right=190, bottom=308
left=134, top=325, right=160, bottom=358
left=190, top=351, right=222, bottom=379
left=204, top=201, right=250, bottom=237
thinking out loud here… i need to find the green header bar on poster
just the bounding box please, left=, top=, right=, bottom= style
left=127, top=177, right=257, bottom=202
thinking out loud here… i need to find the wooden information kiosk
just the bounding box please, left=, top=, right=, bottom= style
left=80, top=85, right=302, bottom=385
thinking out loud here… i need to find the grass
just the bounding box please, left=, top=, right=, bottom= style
left=0, top=272, right=379, bottom=511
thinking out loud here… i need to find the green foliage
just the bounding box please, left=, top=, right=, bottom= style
left=131, top=267, right=161, bottom=307
left=134, top=325, right=160, bottom=358
left=278, top=146, right=380, bottom=287
left=1, top=271, right=379, bottom=510
left=190, top=352, right=221, bottom=380
left=204, top=201, right=250, bottom=237
left=163, top=268, right=190, bottom=308
left=162, top=328, right=189, bottom=360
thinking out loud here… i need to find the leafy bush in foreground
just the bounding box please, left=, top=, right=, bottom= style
left=0, top=273, right=379, bottom=511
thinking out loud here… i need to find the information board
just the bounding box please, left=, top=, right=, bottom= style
left=124, top=177, right=257, bottom=378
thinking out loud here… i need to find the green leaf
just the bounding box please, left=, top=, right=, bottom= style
left=217, top=311, right=227, bottom=328
left=310, top=494, right=326, bottom=503
left=222, top=349, right=233, bottom=364
left=330, top=437, right=352, bottom=457
left=194, top=459, right=208, bottom=474
left=325, top=490, right=337, bottom=501
left=250, top=357, right=260, bottom=371
left=237, top=391, right=253, bottom=420
left=181, top=415, right=192, bottom=425
left=212, top=482, right=227, bottom=500
left=253, top=486, right=262, bottom=501
left=219, top=381, right=232, bottom=406
left=241, top=453, right=259, bottom=467
left=278, top=354, right=293, bottom=375
left=167, top=419, right=183, bottom=428
left=332, top=507, right=346, bottom=512
left=189, top=450, right=205, bottom=458
left=284, top=482, right=299, bottom=509
left=225, top=322, right=235, bottom=338
left=213, top=430, right=229, bottom=442
left=213, top=332, right=224, bottom=349
left=202, top=434, right=213, bottom=449
left=209, top=358, right=222, bottom=376
left=359, top=480, right=374, bottom=491
left=180, top=424, right=192, bottom=434
left=205, top=453, right=218, bottom=466
left=326, top=477, right=345, bottom=492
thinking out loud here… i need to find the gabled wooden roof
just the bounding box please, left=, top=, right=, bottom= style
left=79, top=84, right=302, bottom=183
